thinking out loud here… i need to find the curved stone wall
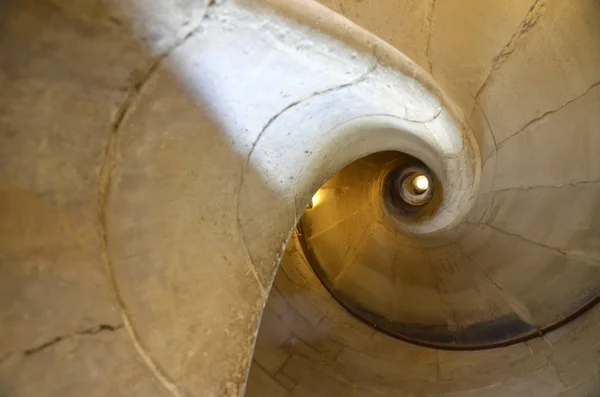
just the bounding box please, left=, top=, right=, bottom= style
left=0, top=0, right=599, bottom=396
left=246, top=234, right=600, bottom=396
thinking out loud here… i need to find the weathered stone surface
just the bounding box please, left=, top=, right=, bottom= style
left=245, top=365, right=290, bottom=397
left=337, top=347, right=438, bottom=383
left=253, top=308, right=292, bottom=375
left=557, top=376, right=600, bottom=397
left=281, top=309, right=343, bottom=361
left=275, top=372, right=297, bottom=391
left=2, top=0, right=600, bottom=396
left=282, top=355, right=355, bottom=396
left=0, top=0, right=144, bottom=368
left=431, top=0, right=535, bottom=112
left=318, top=0, right=432, bottom=68
left=0, top=328, right=168, bottom=397
left=267, top=287, right=290, bottom=317
left=445, top=367, right=566, bottom=397
left=478, top=0, right=600, bottom=144
left=249, top=233, right=600, bottom=396
left=493, top=84, right=600, bottom=190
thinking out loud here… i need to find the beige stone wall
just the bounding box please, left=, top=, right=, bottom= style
left=0, top=0, right=599, bottom=396
left=246, top=0, right=600, bottom=394
left=247, top=235, right=600, bottom=396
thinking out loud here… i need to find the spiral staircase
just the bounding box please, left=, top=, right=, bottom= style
left=1, top=0, right=599, bottom=396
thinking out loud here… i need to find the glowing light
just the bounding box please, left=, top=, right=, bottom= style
left=413, top=175, right=429, bottom=193
left=308, top=191, right=321, bottom=209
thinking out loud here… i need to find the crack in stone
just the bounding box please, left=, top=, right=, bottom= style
left=496, top=80, right=600, bottom=148
left=24, top=337, right=63, bottom=356
left=78, top=323, right=124, bottom=335
left=243, top=61, right=377, bottom=173
left=475, top=104, right=498, bottom=165
left=472, top=0, right=545, bottom=108
left=491, top=179, right=600, bottom=194
left=491, top=0, right=544, bottom=66
left=426, top=0, right=437, bottom=74
left=486, top=106, right=499, bottom=193
left=96, top=2, right=219, bottom=396
left=420, top=107, right=443, bottom=124
left=481, top=149, right=495, bottom=168
left=235, top=61, right=378, bottom=296
left=24, top=324, right=124, bottom=356
left=483, top=222, right=569, bottom=256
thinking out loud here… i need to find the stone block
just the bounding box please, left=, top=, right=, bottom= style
left=246, top=365, right=290, bottom=397
left=281, top=310, right=343, bottom=360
